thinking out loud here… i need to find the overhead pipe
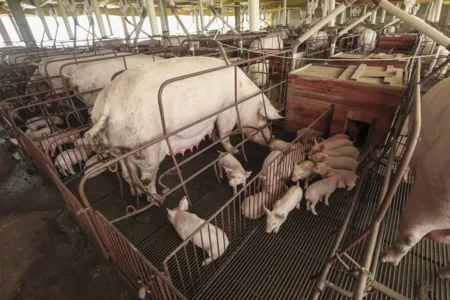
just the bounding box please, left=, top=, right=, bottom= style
left=104, top=6, right=113, bottom=36
left=198, top=0, right=205, bottom=34
left=373, top=0, right=450, bottom=50
left=145, top=0, right=160, bottom=35
left=380, top=8, right=386, bottom=23
left=0, top=18, right=12, bottom=46
left=291, top=0, right=358, bottom=69
left=330, top=10, right=373, bottom=56
left=91, top=0, right=107, bottom=38
left=249, top=0, right=260, bottom=31
left=34, top=0, right=53, bottom=40
left=328, top=0, right=336, bottom=26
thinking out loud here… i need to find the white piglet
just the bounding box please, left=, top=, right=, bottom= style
left=26, top=127, right=51, bottom=139
left=305, top=176, right=346, bottom=215
left=269, top=139, right=290, bottom=152
left=309, top=153, right=358, bottom=171
left=54, top=147, right=92, bottom=176
left=291, top=160, right=315, bottom=188
left=323, top=145, right=359, bottom=159
left=26, top=116, right=64, bottom=131
left=241, top=190, right=274, bottom=219
left=312, top=162, right=358, bottom=191
left=167, top=196, right=230, bottom=266
left=308, top=138, right=353, bottom=156
left=264, top=184, right=303, bottom=233
left=216, top=151, right=251, bottom=194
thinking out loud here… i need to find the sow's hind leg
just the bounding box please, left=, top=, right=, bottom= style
left=217, top=108, right=238, bottom=153
left=133, top=147, right=164, bottom=204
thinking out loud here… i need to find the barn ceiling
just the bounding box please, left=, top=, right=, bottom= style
left=0, top=0, right=443, bottom=16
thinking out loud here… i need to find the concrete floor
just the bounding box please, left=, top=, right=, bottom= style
left=0, top=133, right=134, bottom=300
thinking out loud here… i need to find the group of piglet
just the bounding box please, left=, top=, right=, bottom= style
left=22, top=115, right=105, bottom=177
left=238, top=129, right=359, bottom=234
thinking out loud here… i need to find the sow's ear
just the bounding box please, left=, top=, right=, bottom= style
left=258, top=105, right=284, bottom=120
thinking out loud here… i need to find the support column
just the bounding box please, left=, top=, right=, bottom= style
left=249, top=0, right=259, bottom=31
left=104, top=6, right=113, bottom=36
left=158, top=0, right=168, bottom=33
left=57, top=0, right=74, bottom=39
left=287, top=9, right=291, bottom=25
left=6, top=0, right=35, bottom=46
left=380, top=8, right=386, bottom=23
left=146, top=0, right=159, bottom=35
left=282, top=0, right=287, bottom=25
left=371, top=7, right=378, bottom=24
left=235, top=3, right=241, bottom=31
left=0, top=18, right=12, bottom=46
left=328, top=0, right=335, bottom=26
left=434, top=0, right=443, bottom=23
left=34, top=0, right=52, bottom=40
left=198, top=0, right=205, bottom=33
left=91, top=0, right=107, bottom=37
left=445, top=6, right=450, bottom=25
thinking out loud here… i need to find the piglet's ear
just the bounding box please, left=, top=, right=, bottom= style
left=244, top=171, right=252, bottom=178
left=320, top=144, right=325, bottom=151
left=321, top=156, right=327, bottom=162
left=263, top=206, right=271, bottom=215
left=314, top=138, right=319, bottom=146
left=179, top=196, right=189, bottom=211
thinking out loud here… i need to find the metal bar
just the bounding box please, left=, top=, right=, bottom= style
left=8, top=13, right=23, bottom=43
left=91, top=0, right=107, bottom=38
left=210, top=5, right=239, bottom=34
left=104, top=6, right=113, bottom=36
left=235, top=3, right=241, bottom=31
left=328, top=0, right=336, bottom=26
left=249, top=0, right=260, bottom=31
left=146, top=0, right=159, bottom=35
left=57, top=0, right=74, bottom=39
left=198, top=0, right=205, bottom=33
left=171, top=7, right=191, bottom=38
left=0, top=17, right=12, bottom=46
left=380, top=8, right=386, bottom=23
left=34, top=0, right=53, bottom=40
left=158, top=0, right=169, bottom=33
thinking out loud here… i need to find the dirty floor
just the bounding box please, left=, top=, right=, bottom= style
left=0, top=133, right=134, bottom=300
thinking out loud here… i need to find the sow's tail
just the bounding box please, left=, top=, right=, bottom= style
left=85, top=102, right=110, bottom=139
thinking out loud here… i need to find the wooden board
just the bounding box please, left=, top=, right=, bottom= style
left=285, top=64, right=404, bottom=151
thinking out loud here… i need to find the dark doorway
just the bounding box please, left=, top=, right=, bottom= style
left=346, top=119, right=371, bottom=148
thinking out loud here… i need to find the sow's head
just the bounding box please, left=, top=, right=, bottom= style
left=243, top=103, right=284, bottom=146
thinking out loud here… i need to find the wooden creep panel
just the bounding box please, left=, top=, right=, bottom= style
left=376, top=34, right=418, bottom=54
left=285, top=64, right=404, bottom=152
left=329, top=52, right=408, bottom=69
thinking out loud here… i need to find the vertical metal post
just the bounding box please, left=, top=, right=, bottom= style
left=282, top=0, right=287, bottom=25
left=380, top=8, right=386, bottom=23
left=249, top=0, right=260, bottom=31
left=446, top=6, right=450, bottom=25
left=287, top=9, right=291, bottom=25
left=104, top=6, right=113, bottom=36
left=158, top=0, right=168, bottom=33
left=198, top=0, right=205, bottom=33
left=0, top=17, right=12, bottom=46
left=6, top=0, right=35, bottom=46
left=92, top=0, right=107, bottom=37
left=57, top=0, right=74, bottom=39
left=34, top=0, right=53, bottom=40
left=328, top=0, right=335, bottom=26
left=235, top=3, right=241, bottom=31
left=324, top=104, right=335, bottom=138
left=146, top=0, right=160, bottom=35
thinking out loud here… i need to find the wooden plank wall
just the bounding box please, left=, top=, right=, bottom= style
left=375, top=34, right=417, bottom=53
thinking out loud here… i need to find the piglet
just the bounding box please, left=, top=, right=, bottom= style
left=269, top=139, right=291, bottom=152
left=296, top=127, right=318, bottom=143
left=312, top=162, right=358, bottom=191
left=25, top=127, right=51, bottom=139
left=216, top=151, right=251, bottom=194
left=26, top=116, right=64, bottom=131
left=291, top=160, right=315, bottom=188
left=308, top=137, right=353, bottom=156
left=308, top=153, right=358, bottom=172
left=167, top=196, right=230, bottom=266
left=264, top=184, right=303, bottom=233
left=40, top=133, right=80, bottom=157
left=54, top=147, right=92, bottom=176
left=326, top=133, right=350, bottom=141
left=320, top=145, right=359, bottom=159
left=241, top=190, right=274, bottom=219
left=305, top=175, right=346, bottom=215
